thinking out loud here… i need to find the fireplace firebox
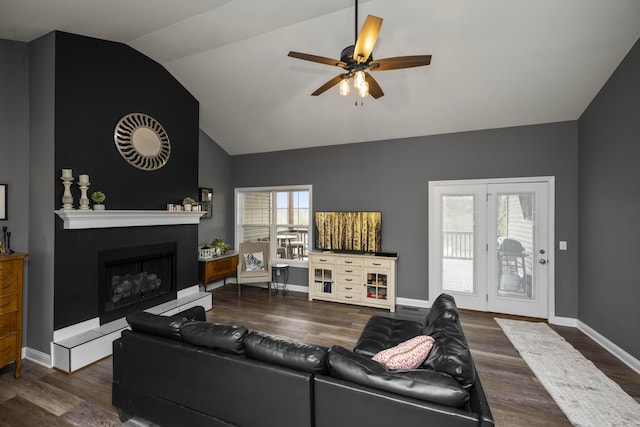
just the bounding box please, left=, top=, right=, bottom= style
left=98, top=242, right=177, bottom=324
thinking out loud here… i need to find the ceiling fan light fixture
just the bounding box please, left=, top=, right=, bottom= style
left=354, top=70, right=365, bottom=89
left=339, top=78, right=351, bottom=96
left=358, top=81, right=369, bottom=98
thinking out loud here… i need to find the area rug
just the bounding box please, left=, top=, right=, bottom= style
left=495, top=318, right=640, bottom=426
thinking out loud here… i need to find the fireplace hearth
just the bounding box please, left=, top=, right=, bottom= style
left=99, top=242, right=177, bottom=324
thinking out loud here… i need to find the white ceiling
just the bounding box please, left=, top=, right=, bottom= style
left=2, top=0, right=640, bottom=155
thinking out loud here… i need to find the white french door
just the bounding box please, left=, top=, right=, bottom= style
left=428, top=178, right=554, bottom=318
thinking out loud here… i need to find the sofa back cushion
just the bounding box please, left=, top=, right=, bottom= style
left=423, top=317, right=476, bottom=389
left=244, top=331, right=329, bottom=374
left=126, top=311, right=193, bottom=341
left=327, top=345, right=469, bottom=408
left=354, top=316, right=423, bottom=357
left=180, top=321, right=248, bottom=355
left=424, top=293, right=459, bottom=327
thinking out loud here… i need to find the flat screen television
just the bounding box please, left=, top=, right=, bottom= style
left=314, top=211, right=382, bottom=253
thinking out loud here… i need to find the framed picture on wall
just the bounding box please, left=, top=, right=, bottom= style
left=0, top=184, right=6, bottom=220
left=199, top=187, right=213, bottom=219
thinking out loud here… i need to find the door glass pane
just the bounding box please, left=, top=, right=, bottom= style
left=496, top=193, right=535, bottom=300
left=441, top=195, right=474, bottom=293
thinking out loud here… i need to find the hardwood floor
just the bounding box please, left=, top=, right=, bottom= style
left=1, top=285, right=639, bottom=426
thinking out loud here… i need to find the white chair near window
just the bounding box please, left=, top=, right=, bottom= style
left=236, top=242, right=272, bottom=297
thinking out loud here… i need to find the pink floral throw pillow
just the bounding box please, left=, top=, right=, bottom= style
left=372, top=335, right=435, bottom=370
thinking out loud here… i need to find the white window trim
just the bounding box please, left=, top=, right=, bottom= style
left=235, top=184, right=312, bottom=268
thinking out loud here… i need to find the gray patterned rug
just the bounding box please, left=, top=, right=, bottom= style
left=496, top=318, right=640, bottom=426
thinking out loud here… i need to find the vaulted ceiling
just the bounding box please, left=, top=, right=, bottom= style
left=2, top=0, right=640, bottom=155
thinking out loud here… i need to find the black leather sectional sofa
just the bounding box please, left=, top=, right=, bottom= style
left=112, top=294, right=494, bottom=427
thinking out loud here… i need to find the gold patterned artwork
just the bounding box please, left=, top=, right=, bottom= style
left=315, top=211, right=382, bottom=252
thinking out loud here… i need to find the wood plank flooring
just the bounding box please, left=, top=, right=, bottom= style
left=1, top=285, right=639, bottom=426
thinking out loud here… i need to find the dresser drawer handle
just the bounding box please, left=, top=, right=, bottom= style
left=345, top=278, right=352, bottom=282
left=319, top=258, right=327, bottom=262
left=345, top=295, right=353, bottom=299
left=345, top=261, right=353, bottom=264
left=344, top=269, right=353, bottom=273
left=345, top=287, right=353, bottom=290
left=372, top=262, right=382, bottom=266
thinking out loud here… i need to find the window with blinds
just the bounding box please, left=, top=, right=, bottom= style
left=236, top=186, right=312, bottom=263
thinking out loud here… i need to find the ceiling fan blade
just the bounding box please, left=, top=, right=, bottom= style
left=311, top=74, right=347, bottom=96
left=364, top=72, right=384, bottom=99
left=369, top=55, right=432, bottom=71
left=288, top=51, right=347, bottom=68
left=353, top=15, right=383, bottom=64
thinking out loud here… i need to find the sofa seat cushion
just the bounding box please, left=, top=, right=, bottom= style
left=423, top=317, right=476, bottom=389
left=180, top=322, right=248, bottom=355
left=244, top=331, right=329, bottom=374
left=354, top=316, right=423, bottom=357
left=327, top=345, right=469, bottom=408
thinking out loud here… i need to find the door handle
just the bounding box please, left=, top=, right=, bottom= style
left=539, top=259, right=547, bottom=265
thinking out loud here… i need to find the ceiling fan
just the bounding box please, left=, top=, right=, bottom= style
left=287, top=1, right=432, bottom=99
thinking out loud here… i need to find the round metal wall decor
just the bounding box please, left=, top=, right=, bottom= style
left=114, top=113, right=171, bottom=171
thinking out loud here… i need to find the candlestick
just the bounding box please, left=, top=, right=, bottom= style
left=79, top=174, right=89, bottom=185
left=62, top=168, right=72, bottom=178
left=60, top=173, right=75, bottom=209
left=78, top=179, right=91, bottom=210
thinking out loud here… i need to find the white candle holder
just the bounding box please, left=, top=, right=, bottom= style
left=60, top=175, right=75, bottom=209
left=78, top=180, right=91, bottom=210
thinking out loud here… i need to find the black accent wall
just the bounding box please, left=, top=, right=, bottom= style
left=52, top=32, right=199, bottom=330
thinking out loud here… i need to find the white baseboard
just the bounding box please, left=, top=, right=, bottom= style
left=23, top=346, right=52, bottom=368
left=396, top=297, right=429, bottom=308
left=206, top=280, right=309, bottom=294
left=577, top=320, right=640, bottom=376
left=548, top=315, right=578, bottom=327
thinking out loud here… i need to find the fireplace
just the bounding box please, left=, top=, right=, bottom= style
left=98, top=242, right=177, bottom=324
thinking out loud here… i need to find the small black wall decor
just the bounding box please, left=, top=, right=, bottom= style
left=199, top=187, right=213, bottom=218
left=0, top=184, right=6, bottom=220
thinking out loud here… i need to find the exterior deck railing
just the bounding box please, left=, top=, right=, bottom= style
left=443, top=231, right=473, bottom=260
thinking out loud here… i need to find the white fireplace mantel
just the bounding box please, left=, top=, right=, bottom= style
left=55, top=209, right=205, bottom=229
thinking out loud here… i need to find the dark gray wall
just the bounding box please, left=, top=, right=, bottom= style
left=0, top=40, right=29, bottom=253
left=198, top=130, right=233, bottom=247
left=27, top=32, right=56, bottom=354
left=231, top=121, right=579, bottom=317
left=578, top=38, right=640, bottom=359
left=0, top=39, right=31, bottom=351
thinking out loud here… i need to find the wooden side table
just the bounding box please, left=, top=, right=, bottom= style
left=199, top=253, right=238, bottom=287
left=0, top=253, right=27, bottom=379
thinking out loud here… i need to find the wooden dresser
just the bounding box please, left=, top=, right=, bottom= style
left=199, top=253, right=238, bottom=287
left=0, top=253, right=27, bottom=379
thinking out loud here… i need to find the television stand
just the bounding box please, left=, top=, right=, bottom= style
left=308, top=251, right=397, bottom=312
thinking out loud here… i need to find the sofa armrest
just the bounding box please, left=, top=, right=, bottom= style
left=467, top=371, right=495, bottom=426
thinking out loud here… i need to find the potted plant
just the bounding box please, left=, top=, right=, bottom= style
left=182, top=197, right=197, bottom=212
left=91, top=191, right=106, bottom=210
left=211, top=238, right=230, bottom=256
